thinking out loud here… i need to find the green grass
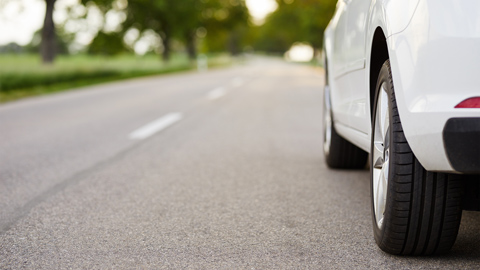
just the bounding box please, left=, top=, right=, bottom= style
left=0, top=53, right=233, bottom=102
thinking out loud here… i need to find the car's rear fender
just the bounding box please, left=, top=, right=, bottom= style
left=386, top=0, right=480, bottom=172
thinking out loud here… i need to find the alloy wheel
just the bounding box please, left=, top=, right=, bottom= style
left=372, top=83, right=390, bottom=228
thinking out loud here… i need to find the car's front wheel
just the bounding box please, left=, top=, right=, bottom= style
left=323, top=84, right=367, bottom=169
left=371, top=60, right=463, bottom=255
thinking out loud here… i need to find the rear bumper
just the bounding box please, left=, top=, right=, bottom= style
left=443, top=118, right=480, bottom=174
left=387, top=0, right=480, bottom=172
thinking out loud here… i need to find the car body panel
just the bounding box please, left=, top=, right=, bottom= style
left=328, top=0, right=351, bottom=127
left=383, top=0, right=420, bottom=37
left=324, top=0, right=480, bottom=172
left=388, top=0, right=480, bottom=171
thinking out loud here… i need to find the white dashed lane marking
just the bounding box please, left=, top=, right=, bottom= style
left=129, top=113, right=183, bottom=140
left=207, top=87, right=227, bottom=100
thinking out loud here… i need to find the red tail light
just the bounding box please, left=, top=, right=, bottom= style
left=455, top=97, right=480, bottom=108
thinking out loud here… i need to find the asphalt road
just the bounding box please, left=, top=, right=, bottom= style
left=1, top=57, right=480, bottom=269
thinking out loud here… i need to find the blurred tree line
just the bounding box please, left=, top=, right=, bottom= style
left=35, top=0, right=336, bottom=64
left=251, top=0, right=336, bottom=55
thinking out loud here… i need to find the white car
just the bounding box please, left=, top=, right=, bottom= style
left=322, top=0, right=480, bottom=255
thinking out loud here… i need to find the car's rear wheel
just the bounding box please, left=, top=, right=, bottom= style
left=323, top=85, right=367, bottom=169
left=371, top=60, right=463, bottom=255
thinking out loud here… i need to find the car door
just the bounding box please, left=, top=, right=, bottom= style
left=343, top=0, right=372, bottom=134
left=329, top=0, right=351, bottom=127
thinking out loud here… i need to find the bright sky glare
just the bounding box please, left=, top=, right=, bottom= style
left=0, top=0, right=45, bottom=46
left=0, top=0, right=278, bottom=46
left=245, top=0, right=278, bottom=24
left=285, top=43, right=314, bottom=62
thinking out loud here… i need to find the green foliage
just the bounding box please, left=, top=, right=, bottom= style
left=0, top=70, right=119, bottom=93
left=0, top=53, right=234, bottom=102
left=81, top=0, right=250, bottom=59
left=88, top=31, right=128, bottom=55
left=0, top=54, right=190, bottom=99
left=201, top=0, right=250, bottom=54
left=254, top=0, right=337, bottom=53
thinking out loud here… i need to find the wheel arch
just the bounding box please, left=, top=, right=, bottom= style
left=369, top=27, right=389, bottom=123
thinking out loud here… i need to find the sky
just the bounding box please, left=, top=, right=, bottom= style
left=0, top=0, right=45, bottom=46
left=0, top=0, right=278, bottom=46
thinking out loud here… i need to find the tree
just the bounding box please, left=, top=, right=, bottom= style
left=118, top=0, right=201, bottom=61
left=88, top=31, right=127, bottom=55
left=41, top=0, right=57, bottom=63
left=254, top=0, right=336, bottom=54
left=82, top=0, right=251, bottom=60
left=27, top=28, right=73, bottom=55
left=202, top=0, right=250, bottom=55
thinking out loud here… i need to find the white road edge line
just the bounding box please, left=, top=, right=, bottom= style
left=129, top=113, right=183, bottom=140
left=207, top=87, right=226, bottom=100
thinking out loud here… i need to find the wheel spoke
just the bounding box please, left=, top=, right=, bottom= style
left=382, top=164, right=389, bottom=191
left=373, top=142, right=384, bottom=169
left=374, top=169, right=384, bottom=224
left=373, top=168, right=381, bottom=210
left=376, top=91, right=385, bottom=142
left=375, top=166, right=388, bottom=227
left=381, top=86, right=388, bottom=137
left=383, top=110, right=390, bottom=145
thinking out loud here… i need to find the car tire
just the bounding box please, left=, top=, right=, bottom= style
left=323, top=85, right=368, bottom=169
left=371, top=60, right=463, bottom=255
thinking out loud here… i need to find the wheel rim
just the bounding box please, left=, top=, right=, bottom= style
left=373, top=83, right=390, bottom=229
left=324, top=96, right=332, bottom=155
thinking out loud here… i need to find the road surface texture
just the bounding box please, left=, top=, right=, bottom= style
left=1, top=58, right=480, bottom=269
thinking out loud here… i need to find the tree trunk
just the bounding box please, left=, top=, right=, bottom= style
left=228, top=31, right=240, bottom=56
left=186, top=32, right=196, bottom=61
left=161, top=31, right=171, bottom=62
left=41, top=0, right=57, bottom=64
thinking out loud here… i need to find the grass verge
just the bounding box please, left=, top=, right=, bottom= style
left=0, top=53, right=233, bottom=103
